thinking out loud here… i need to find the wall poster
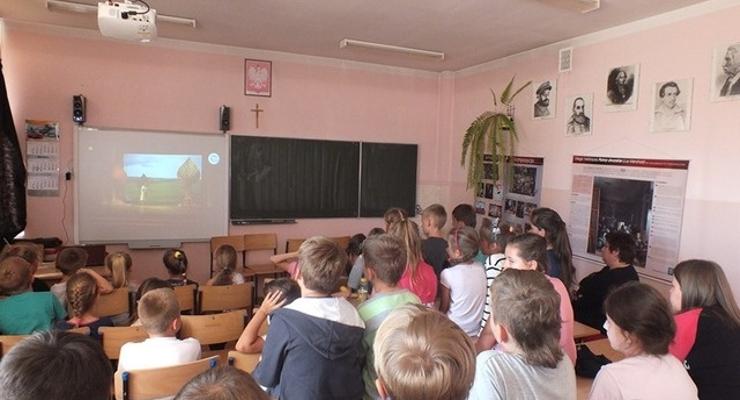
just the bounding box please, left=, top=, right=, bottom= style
left=568, top=155, right=689, bottom=282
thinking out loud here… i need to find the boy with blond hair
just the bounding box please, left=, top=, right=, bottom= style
left=421, top=203, right=450, bottom=276
left=358, top=234, right=420, bottom=400
left=468, top=269, right=576, bottom=400
left=253, top=236, right=365, bottom=400
left=373, top=304, right=476, bottom=400
left=117, top=288, right=200, bottom=371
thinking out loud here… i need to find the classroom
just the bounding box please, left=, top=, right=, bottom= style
left=1, top=1, right=739, bottom=399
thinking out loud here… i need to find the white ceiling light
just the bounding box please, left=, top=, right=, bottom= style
left=339, top=38, right=445, bottom=60
left=45, top=0, right=197, bottom=27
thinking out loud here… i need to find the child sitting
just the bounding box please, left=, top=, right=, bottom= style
left=477, top=221, right=512, bottom=334
left=420, top=203, right=450, bottom=276
left=235, top=278, right=301, bottom=354
left=57, top=272, right=114, bottom=338
left=130, top=277, right=173, bottom=327
left=252, top=236, right=365, bottom=400
left=117, top=288, right=201, bottom=371
left=207, top=244, right=246, bottom=286
left=0, top=257, right=66, bottom=334
left=589, top=282, right=697, bottom=399
left=0, top=243, right=49, bottom=292
left=439, top=227, right=487, bottom=338
left=105, top=251, right=137, bottom=325
left=51, top=247, right=112, bottom=306
left=387, top=219, right=438, bottom=306
left=162, top=249, right=198, bottom=287
left=357, top=234, right=421, bottom=400
left=175, top=366, right=270, bottom=400
left=348, top=227, right=384, bottom=291
left=373, top=303, right=476, bottom=400
left=468, top=269, right=576, bottom=400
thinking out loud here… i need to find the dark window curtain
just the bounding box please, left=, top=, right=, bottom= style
left=0, top=59, right=27, bottom=243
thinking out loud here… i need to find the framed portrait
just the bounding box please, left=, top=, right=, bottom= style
left=710, top=43, right=740, bottom=102
left=532, top=78, right=557, bottom=120
left=244, top=59, right=272, bottom=97
left=605, top=64, right=639, bottom=111
left=650, top=78, right=693, bottom=133
left=565, top=94, right=593, bottom=137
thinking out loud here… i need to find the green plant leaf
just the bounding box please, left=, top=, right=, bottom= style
left=490, top=89, right=498, bottom=107
left=507, top=80, right=532, bottom=104
left=500, top=77, right=515, bottom=104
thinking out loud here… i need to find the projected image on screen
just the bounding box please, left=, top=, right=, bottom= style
left=122, top=154, right=203, bottom=207
left=587, top=177, right=653, bottom=267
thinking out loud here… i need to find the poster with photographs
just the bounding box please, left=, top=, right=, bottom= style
left=533, top=78, right=556, bottom=120
left=605, top=64, right=639, bottom=111
left=710, top=43, right=740, bottom=102
left=650, top=79, right=693, bottom=133
left=568, top=156, right=689, bottom=282
left=501, top=157, right=544, bottom=231
left=565, top=94, right=593, bottom=136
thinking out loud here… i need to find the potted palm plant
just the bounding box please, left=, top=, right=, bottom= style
left=461, top=77, right=531, bottom=190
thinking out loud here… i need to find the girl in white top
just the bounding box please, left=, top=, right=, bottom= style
left=207, top=244, right=246, bottom=286
left=439, top=226, right=487, bottom=337
left=589, top=282, right=698, bottom=400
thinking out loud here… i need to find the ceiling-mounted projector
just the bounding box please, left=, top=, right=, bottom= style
left=97, top=1, right=157, bottom=42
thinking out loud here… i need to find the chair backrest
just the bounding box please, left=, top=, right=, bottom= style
left=330, top=236, right=351, bottom=251
left=227, top=351, right=261, bottom=373
left=114, top=355, right=218, bottom=400
left=67, top=326, right=91, bottom=336
left=180, top=310, right=245, bottom=346
left=99, top=326, right=149, bottom=360
left=244, top=233, right=278, bottom=252
left=173, top=284, right=197, bottom=313
left=285, top=238, right=305, bottom=253
left=92, top=287, right=131, bottom=317
left=0, top=335, right=28, bottom=357
left=198, top=283, right=253, bottom=314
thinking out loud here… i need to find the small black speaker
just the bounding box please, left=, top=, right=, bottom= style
left=219, top=105, right=231, bottom=133
left=72, top=95, right=86, bottom=124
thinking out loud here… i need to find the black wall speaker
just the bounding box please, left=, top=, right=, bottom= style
left=72, top=95, right=86, bottom=124
left=219, top=105, right=231, bottom=133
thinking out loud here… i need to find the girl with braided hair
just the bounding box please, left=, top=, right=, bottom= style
left=58, top=272, right=114, bottom=339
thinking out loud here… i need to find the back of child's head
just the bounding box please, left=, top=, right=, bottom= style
left=0, top=256, right=32, bottom=296
left=66, top=272, right=99, bottom=318
left=451, top=204, right=476, bottom=228
left=0, top=330, right=112, bottom=400
left=605, top=282, right=675, bottom=356
left=447, top=226, right=479, bottom=264
left=368, top=227, right=385, bottom=237
left=211, top=245, right=238, bottom=286
left=374, top=304, right=475, bottom=400
left=478, top=220, right=513, bottom=249
left=422, top=204, right=447, bottom=230
left=673, top=259, right=740, bottom=329
left=604, top=232, right=637, bottom=264
left=174, top=366, right=270, bottom=400
left=363, top=234, right=407, bottom=286
left=105, top=251, right=132, bottom=289
left=506, top=233, right=548, bottom=273
left=135, top=277, right=173, bottom=302
left=387, top=218, right=422, bottom=268
left=529, top=207, right=574, bottom=286
left=56, top=247, right=88, bottom=275
left=346, top=233, right=366, bottom=259
left=0, top=244, right=41, bottom=269
left=490, top=269, right=563, bottom=368
left=163, top=248, right=189, bottom=277
left=383, top=207, right=408, bottom=230
left=264, top=278, right=301, bottom=306
left=298, top=236, right=347, bottom=294
left=138, top=287, right=181, bottom=335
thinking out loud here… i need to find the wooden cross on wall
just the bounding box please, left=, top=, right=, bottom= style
left=251, top=103, right=263, bottom=129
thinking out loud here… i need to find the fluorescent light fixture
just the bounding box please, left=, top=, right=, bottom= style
left=45, top=0, right=197, bottom=27
left=339, top=38, right=445, bottom=60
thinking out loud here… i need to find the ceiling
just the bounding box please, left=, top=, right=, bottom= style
left=0, top=0, right=709, bottom=71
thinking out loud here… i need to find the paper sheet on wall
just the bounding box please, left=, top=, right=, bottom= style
left=568, top=155, right=689, bottom=282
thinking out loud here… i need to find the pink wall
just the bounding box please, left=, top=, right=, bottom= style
left=1, top=27, right=447, bottom=283
left=452, top=5, right=740, bottom=294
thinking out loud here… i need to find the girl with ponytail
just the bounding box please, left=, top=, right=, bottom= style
left=163, top=249, right=199, bottom=287
left=59, top=272, right=114, bottom=338
left=207, top=244, right=246, bottom=286
left=387, top=217, right=438, bottom=306
left=529, top=207, right=576, bottom=293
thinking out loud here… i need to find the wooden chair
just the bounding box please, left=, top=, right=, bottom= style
left=210, top=235, right=246, bottom=277
left=173, top=284, right=197, bottom=313
left=198, top=284, right=253, bottom=314
left=92, top=287, right=131, bottom=318
left=330, top=236, right=351, bottom=251
left=227, top=350, right=261, bottom=373
left=244, top=233, right=280, bottom=277
left=285, top=238, right=305, bottom=253
left=180, top=310, right=245, bottom=347
left=0, top=335, right=28, bottom=358
left=114, top=355, right=218, bottom=400
left=99, top=326, right=149, bottom=360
